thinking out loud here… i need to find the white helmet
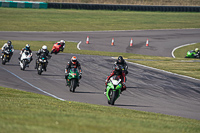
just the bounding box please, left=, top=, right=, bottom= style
left=195, top=48, right=199, bottom=52
left=60, top=40, right=65, bottom=43
left=42, top=45, right=47, bottom=52
left=42, top=45, right=47, bottom=50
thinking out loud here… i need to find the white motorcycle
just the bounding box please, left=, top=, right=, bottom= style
left=19, top=51, right=32, bottom=70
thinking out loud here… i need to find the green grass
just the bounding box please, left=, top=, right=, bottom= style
left=1, top=87, right=200, bottom=133
left=1, top=8, right=200, bottom=31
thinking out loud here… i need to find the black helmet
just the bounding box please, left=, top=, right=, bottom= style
left=7, top=40, right=12, bottom=45
left=117, top=56, right=123, bottom=63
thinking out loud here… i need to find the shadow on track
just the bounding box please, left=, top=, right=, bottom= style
left=74, top=91, right=102, bottom=94
left=22, top=69, right=35, bottom=72
left=2, top=63, right=19, bottom=66
left=41, top=74, right=64, bottom=77
left=126, top=87, right=138, bottom=89
left=114, top=104, right=151, bottom=107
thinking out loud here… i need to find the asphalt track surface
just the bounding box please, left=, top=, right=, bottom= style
left=0, top=29, right=200, bottom=120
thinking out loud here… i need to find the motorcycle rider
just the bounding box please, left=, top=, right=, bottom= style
left=65, top=56, right=82, bottom=86
left=1, top=40, right=14, bottom=60
left=105, top=64, right=126, bottom=94
left=194, top=48, right=200, bottom=58
left=113, top=56, right=128, bottom=75
left=185, top=48, right=200, bottom=58
left=18, top=44, right=33, bottom=63
left=35, top=45, right=51, bottom=71
left=51, top=40, right=65, bottom=54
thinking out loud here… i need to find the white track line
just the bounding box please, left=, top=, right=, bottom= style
left=171, top=43, right=196, bottom=58
left=77, top=41, right=81, bottom=50
left=0, top=66, right=65, bottom=101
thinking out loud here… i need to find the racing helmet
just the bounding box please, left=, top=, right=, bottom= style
left=7, top=40, right=12, bottom=45
left=42, top=45, right=47, bottom=52
left=60, top=40, right=65, bottom=45
left=195, top=48, right=199, bottom=52
left=60, top=40, right=65, bottom=43
left=71, top=56, right=77, bottom=64
left=25, top=44, right=30, bottom=50
left=117, top=56, right=124, bottom=64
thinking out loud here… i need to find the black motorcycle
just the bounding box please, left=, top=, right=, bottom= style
left=2, top=47, right=13, bottom=65
left=36, top=55, right=51, bottom=75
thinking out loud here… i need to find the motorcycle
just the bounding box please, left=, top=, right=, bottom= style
left=185, top=50, right=200, bottom=58
left=66, top=68, right=80, bottom=92
left=2, top=48, right=14, bottom=65
left=19, top=51, right=32, bottom=70
left=51, top=43, right=64, bottom=54
left=37, top=55, right=50, bottom=75
left=106, top=76, right=122, bottom=105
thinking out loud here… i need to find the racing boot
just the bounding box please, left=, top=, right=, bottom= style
left=120, top=84, right=126, bottom=94
left=35, top=60, right=38, bottom=69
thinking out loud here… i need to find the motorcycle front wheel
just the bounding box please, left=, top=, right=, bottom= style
left=38, top=65, right=43, bottom=75
left=110, top=90, right=117, bottom=105
left=2, top=56, right=6, bottom=65
left=21, top=60, right=26, bottom=71
left=70, top=79, right=77, bottom=92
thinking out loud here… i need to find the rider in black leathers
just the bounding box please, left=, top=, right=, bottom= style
left=113, top=56, right=128, bottom=75
left=35, top=45, right=51, bottom=71
left=1, top=40, right=14, bottom=61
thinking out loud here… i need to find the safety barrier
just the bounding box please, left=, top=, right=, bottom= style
left=48, top=3, right=200, bottom=12
left=0, top=1, right=47, bottom=9
left=0, top=1, right=199, bottom=12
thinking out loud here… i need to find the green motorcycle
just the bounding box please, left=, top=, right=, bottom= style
left=66, top=68, right=80, bottom=92
left=106, top=76, right=122, bottom=105
left=185, top=50, right=200, bottom=58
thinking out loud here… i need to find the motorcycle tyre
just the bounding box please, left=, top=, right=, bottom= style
left=38, top=65, right=43, bottom=75
left=2, top=56, right=6, bottom=65
left=70, top=79, right=77, bottom=92
left=110, top=90, right=117, bottom=105
left=21, top=60, right=26, bottom=71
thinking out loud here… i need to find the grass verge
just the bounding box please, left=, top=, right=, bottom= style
left=1, top=87, right=200, bottom=133
left=1, top=8, right=200, bottom=31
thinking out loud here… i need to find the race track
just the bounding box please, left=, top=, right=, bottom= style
left=0, top=29, right=200, bottom=120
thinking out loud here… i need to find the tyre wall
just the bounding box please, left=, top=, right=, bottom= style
left=48, top=3, right=200, bottom=12
left=0, top=1, right=47, bottom=9
left=0, top=1, right=199, bottom=12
